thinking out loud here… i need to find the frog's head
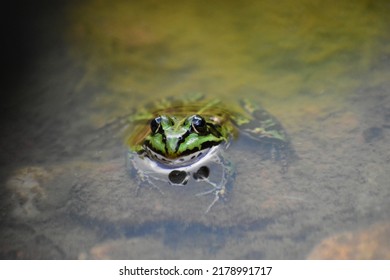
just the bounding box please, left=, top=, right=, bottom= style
left=144, top=114, right=226, bottom=160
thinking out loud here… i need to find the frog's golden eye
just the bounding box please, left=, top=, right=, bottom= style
left=150, top=116, right=162, bottom=134
left=191, top=115, right=207, bottom=134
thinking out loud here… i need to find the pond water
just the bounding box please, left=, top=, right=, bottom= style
left=1, top=0, right=390, bottom=259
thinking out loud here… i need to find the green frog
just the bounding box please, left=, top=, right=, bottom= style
left=126, top=94, right=293, bottom=212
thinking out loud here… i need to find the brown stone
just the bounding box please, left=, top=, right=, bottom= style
left=308, top=222, right=390, bottom=259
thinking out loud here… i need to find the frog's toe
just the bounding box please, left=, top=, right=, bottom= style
left=204, top=188, right=227, bottom=213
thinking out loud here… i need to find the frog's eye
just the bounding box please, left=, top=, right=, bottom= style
left=150, top=116, right=162, bottom=134
left=191, top=115, right=207, bottom=134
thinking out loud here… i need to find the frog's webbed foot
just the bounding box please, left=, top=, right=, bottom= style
left=194, top=156, right=234, bottom=213
left=134, top=171, right=165, bottom=196
left=196, top=184, right=228, bottom=213
left=128, top=155, right=165, bottom=196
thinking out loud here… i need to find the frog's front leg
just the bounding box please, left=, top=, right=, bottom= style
left=194, top=155, right=235, bottom=213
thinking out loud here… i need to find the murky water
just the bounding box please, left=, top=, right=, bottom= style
left=1, top=0, right=390, bottom=259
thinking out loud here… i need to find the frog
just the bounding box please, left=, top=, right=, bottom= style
left=126, top=94, right=293, bottom=213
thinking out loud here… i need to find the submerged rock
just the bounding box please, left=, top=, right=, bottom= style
left=308, top=222, right=390, bottom=259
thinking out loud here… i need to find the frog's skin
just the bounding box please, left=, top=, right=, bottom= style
left=126, top=94, right=292, bottom=212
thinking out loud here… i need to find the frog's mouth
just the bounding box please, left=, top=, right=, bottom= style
left=144, top=146, right=221, bottom=168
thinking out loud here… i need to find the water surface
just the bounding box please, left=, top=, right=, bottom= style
left=1, top=0, right=390, bottom=259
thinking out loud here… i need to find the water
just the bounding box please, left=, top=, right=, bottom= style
left=1, top=0, right=390, bottom=259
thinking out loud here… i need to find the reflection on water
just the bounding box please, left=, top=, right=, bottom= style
left=1, top=0, right=390, bottom=259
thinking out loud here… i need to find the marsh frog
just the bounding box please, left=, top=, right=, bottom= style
left=126, top=94, right=292, bottom=212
